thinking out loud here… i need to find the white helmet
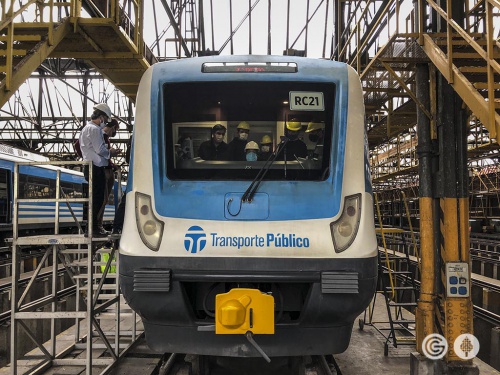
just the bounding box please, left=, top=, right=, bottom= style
left=93, top=103, right=112, bottom=118
left=244, top=141, right=259, bottom=151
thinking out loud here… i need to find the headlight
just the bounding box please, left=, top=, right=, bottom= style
left=330, top=194, right=361, bottom=253
left=135, top=192, right=164, bottom=251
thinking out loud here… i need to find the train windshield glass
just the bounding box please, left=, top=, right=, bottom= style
left=164, top=81, right=335, bottom=180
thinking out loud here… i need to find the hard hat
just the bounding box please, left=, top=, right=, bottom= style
left=93, top=103, right=112, bottom=118
left=244, top=141, right=259, bottom=151
left=305, top=122, right=325, bottom=132
left=286, top=120, right=302, bottom=131
left=212, top=124, right=226, bottom=133
left=237, top=121, right=251, bottom=131
left=261, top=135, right=272, bottom=144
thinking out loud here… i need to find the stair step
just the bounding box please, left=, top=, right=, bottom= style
left=380, top=256, right=408, bottom=260
left=389, top=302, right=418, bottom=307
left=385, top=286, right=416, bottom=290
left=74, top=274, right=117, bottom=279
left=395, top=336, right=416, bottom=342
left=0, top=48, right=27, bottom=56
left=392, top=319, right=416, bottom=325
left=383, top=270, right=412, bottom=274
left=0, top=35, right=42, bottom=42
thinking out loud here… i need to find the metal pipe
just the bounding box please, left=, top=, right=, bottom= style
left=415, top=63, right=435, bottom=353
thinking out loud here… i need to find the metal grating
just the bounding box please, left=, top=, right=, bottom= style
left=133, top=269, right=171, bottom=292
left=321, top=271, right=359, bottom=294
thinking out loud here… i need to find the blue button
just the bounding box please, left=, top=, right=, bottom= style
left=450, top=287, right=457, bottom=294
left=450, top=276, right=458, bottom=284
left=459, top=287, right=467, bottom=295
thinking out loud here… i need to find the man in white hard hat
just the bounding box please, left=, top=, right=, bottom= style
left=244, top=141, right=259, bottom=162
left=79, top=103, right=120, bottom=236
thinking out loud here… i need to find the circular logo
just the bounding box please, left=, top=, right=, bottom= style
left=184, top=226, right=206, bottom=254
left=454, top=334, right=480, bottom=359
left=422, top=334, right=448, bottom=360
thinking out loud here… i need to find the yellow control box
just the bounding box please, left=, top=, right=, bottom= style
left=215, top=288, right=274, bottom=335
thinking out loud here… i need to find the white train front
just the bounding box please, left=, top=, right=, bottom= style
left=120, top=55, right=378, bottom=357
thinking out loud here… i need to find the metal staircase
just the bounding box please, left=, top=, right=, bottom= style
left=361, top=192, right=420, bottom=356
left=10, top=160, right=140, bottom=375
left=0, top=0, right=155, bottom=108
left=418, top=1, right=500, bottom=139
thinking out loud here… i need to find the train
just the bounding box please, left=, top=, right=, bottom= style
left=119, top=55, right=378, bottom=358
left=0, top=143, right=118, bottom=241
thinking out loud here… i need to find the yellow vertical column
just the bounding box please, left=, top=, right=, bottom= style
left=440, top=197, right=473, bottom=362
left=416, top=197, right=435, bottom=352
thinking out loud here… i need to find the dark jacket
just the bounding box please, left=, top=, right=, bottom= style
left=280, top=139, right=308, bottom=161
left=227, top=137, right=247, bottom=161
left=258, top=151, right=273, bottom=161
left=198, top=140, right=228, bottom=160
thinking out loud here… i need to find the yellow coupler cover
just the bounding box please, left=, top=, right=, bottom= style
left=215, top=288, right=274, bottom=334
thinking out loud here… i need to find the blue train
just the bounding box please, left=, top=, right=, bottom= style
left=120, top=55, right=378, bottom=358
left=0, top=144, right=117, bottom=241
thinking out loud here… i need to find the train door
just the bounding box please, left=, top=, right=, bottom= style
left=0, top=168, right=11, bottom=224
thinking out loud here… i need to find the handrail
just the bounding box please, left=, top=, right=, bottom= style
left=401, top=190, right=420, bottom=267
left=0, top=0, right=145, bottom=65
left=374, top=192, right=396, bottom=300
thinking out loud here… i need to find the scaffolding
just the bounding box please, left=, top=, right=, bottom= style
left=9, top=160, right=140, bottom=375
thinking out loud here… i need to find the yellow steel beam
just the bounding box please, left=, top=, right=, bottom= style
left=0, top=18, right=71, bottom=107
left=422, top=34, right=500, bottom=139
left=0, top=35, right=41, bottom=41
left=50, top=52, right=138, bottom=58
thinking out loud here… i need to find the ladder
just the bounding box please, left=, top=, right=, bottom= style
left=9, top=160, right=139, bottom=375
left=361, top=191, right=420, bottom=356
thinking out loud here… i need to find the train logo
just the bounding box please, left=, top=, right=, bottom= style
left=184, top=226, right=207, bottom=254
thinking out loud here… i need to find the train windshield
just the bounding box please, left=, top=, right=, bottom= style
left=164, top=81, right=335, bottom=180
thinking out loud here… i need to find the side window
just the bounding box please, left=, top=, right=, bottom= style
left=60, top=181, right=73, bottom=197
left=60, top=182, right=83, bottom=199
left=0, top=169, right=10, bottom=224
left=19, top=174, right=54, bottom=199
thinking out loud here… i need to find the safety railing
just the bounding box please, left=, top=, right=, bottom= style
left=335, top=0, right=500, bottom=138
left=0, top=0, right=145, bottom=91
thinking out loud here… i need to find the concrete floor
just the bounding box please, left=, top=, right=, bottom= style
left=334, top=293, right=498, bottom=375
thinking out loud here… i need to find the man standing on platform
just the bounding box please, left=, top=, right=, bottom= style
left=79, top=103, right=120, bottom=236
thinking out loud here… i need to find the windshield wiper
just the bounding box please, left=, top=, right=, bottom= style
left=241, top=136, right=288, bottom=203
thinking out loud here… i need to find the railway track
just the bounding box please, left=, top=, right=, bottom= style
left=108, top=337, right=343, bottom=375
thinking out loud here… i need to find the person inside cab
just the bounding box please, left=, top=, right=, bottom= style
left=282, top=119, right=307, bottom=161
left=305, top=121, right=325, bottom=160
left=198, top=124, right=228, bottom=160
left=227, top=121, right=251, bottom=161
left=244, top=141, right=259, bottom=162
left=259, top=135, right=273, bottom=161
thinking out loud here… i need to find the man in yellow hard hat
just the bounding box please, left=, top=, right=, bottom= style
left=227, top=121, right=251, bottom=161
left=305, top=121, right=325, bottom=159
left=259, top=135, right=273, bottom=161
left=281, top=119, right=307, bottom=161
